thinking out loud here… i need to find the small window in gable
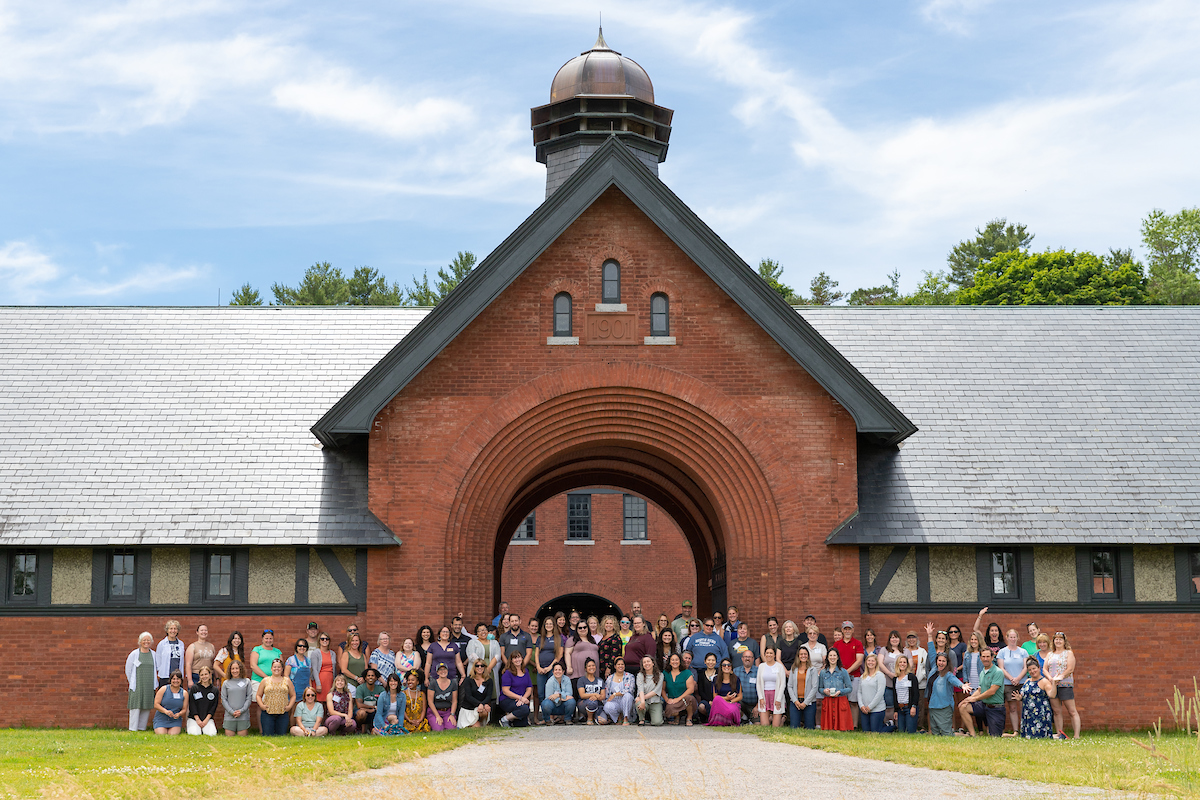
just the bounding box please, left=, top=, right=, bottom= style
left=602, top=260, right=621, bottom=303
left=553, top=293, right=572, bottom=336
left=650, top=293, right=669, bottom=336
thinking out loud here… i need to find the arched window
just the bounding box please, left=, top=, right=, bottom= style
left=602, top=260, right=621, bottom=303
left=553, top=292, right=573, bottom=336
left=650, top=292, right=669, bottom=336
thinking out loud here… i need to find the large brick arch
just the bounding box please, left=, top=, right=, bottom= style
left=427, top=361, right=784, bottom=620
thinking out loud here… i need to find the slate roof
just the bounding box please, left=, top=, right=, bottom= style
left=807, top=306, right=1200, bottom=545
left=2, top=305, right=1196, bottom=548
left=0, top=307, right=425, bottom=547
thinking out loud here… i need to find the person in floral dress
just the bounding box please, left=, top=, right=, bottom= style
left=1015, top=657, right=1059, bottom=739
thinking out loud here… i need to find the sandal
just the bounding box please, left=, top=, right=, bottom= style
left=685, top=719, right=693, bottom=726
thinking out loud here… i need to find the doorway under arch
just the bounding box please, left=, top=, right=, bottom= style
left=536, top=593, right=622, bottom=622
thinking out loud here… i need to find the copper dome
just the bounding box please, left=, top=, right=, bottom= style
left=550, top=29, right=654, bottom=103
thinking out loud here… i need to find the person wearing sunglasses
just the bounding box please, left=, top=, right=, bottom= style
left=284, top=639, right=315, bottom=701
left=291, top=686, right=327, bottom=737
left=682, top=618, right=702, bottom=651
left=684, top=618, right=731, bottom=672
left=567, top=620, right=599, bottom=689
left=458, top=658, right=494, bottom=728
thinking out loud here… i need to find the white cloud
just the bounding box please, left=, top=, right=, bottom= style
left=0, top=240, right=204, bottom=304
left=273, top=76, right=474, bottom=139
left=0, top=241, right=62, bottom=302
left=918, top=0, right=996, bottom=34
left=499, top=0, right=1200, bottom=276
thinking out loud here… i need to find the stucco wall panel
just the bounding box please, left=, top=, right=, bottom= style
left=929, top=547, right=976, bottom=602
left=879, top=549, right=916, bottom=603
left=309, top=550, right=347, bottom=604
left=51, top=548, right=91, bottom=605
left=150, top=548, right=189, bottom=604
left=249, top=548, right=295, bottom=605
left=1034, top=546, right=1078, bottom=602
left=1134, top=546, right=1175, bottom=602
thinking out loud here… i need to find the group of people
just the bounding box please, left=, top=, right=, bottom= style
left=123, top=603, right=1080, bottom=740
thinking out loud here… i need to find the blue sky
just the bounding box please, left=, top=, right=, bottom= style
left=1, top=0, right=1197, bottom=305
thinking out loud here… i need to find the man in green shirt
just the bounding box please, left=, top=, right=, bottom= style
left=1021, top=621, right=1041, bottom=656
left=957, top=647, right=1005, bottom=736
left=354, top=667, right=384, bottom=730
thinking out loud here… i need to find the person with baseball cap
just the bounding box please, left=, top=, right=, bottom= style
left=832, top=621, right=864, bottom=729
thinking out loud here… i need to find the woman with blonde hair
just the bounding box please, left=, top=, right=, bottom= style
left=458, top=657, right=494, bottom=728
left=1035, top=633, right=1051, bottom=668
left=597, top=615, right=622, bottom=678
left=858, top=653, right=887, bottom=732
left=338, top=632, right=366, bottom=694
left=778, top=620, right=803, bottom=671
left=1044, top=631, right=1079, bottom=738
left=125, top=631, right=157, bottom=731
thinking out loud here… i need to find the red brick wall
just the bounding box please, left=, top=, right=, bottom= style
left=499, top=490, right=696, bottom=621
left=860, top=611, right=1191, bottom=731
left=0, top=614, right=360, bottom=728
left=368, top=186, right=859, bottom=642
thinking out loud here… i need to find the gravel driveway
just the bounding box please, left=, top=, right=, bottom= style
left=356, top=726, right=1115, bottom=799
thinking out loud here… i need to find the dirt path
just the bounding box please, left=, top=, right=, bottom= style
left=353, top=726, right=1117, bottom=799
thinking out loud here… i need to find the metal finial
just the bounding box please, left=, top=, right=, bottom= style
left=593, top=24, right=609, bottom=51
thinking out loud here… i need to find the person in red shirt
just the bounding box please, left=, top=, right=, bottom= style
left=832, top=621, right=865, bottom=730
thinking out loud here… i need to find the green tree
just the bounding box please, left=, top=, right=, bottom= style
left=271, top=262, right=350, bottom=305
left=757, top=258, right=800, bottom=303
left=228, top=283, right=262, bottom=306
left=947, top=218, right=1035, bottom=288
left=1141, top=207, right=1200, bottom=304
left=956, top=249, right=1147, bottom=305
left=403, top=251, right=477, bottom=306
left=903, top=269, right=956, bottom=305
left=848, top=270, right=901, bottom=306
left=807, top=270, right=844, bottom=305
left=348, top=266, right=403, bottom=306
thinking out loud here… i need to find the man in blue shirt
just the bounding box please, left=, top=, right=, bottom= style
left=733, top=649, right=758, bottom=724
left=685, top=618, right=730, bottom=666
left=491, top=601, right=509, bottom=628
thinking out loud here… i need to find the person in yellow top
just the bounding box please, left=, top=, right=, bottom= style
left=255, top=658, right=296, bottom=736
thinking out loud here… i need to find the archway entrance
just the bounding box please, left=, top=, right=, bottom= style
left=438, top=369, right=785, bottom=627
left=536, top=593, right=622, bottom=622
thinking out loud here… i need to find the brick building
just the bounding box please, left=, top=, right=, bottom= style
left=0, top=32, right=1197, bottom=729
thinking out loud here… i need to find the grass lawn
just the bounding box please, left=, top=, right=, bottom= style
left=741, top=726, right=1200, bottom=796
left=0, top=727, right=492, bottom=799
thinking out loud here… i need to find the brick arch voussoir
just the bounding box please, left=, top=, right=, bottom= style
left=428, top=363, right=786, bottom=616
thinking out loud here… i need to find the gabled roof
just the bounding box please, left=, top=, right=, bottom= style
left=0, top=307, right=423, bottom=547
left=808, top=306, right=1200, bottom=545
left=313, top=137, right=916, bottom=447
